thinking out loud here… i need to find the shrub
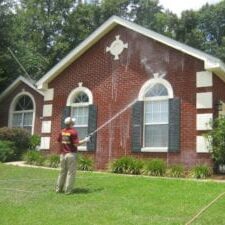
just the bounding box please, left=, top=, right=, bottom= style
left=77, top=154, right=93, bottom=171
left=0, top=141, right=16, bottom=162
left=166, top=164, right=185, bottom=178
left=111, top=156, right=143, bottom=175
left=190, top=165, right=212, bottom=179
left=205, top=116, right=225, bottom=165
left=23, top=151, right=45, bottom=166
left=29, top=135, right=41, bottom=150
left=129, top=159, right=144, bottom=175
left=144, top=159, right=166, bottom=176
left=45, top=154, right=60, bottom=168
left=0, top=127, right=31, bottom=160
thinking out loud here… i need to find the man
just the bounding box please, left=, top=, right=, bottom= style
left=56, top=117, right=90, bottom=194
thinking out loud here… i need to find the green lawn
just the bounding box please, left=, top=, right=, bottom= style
left=0, top=164, right=225, bottom=225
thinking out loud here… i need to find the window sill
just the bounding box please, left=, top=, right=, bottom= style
left=78, top=146, right=87, bottom=151
left=141, top=147, right=168, bottom=152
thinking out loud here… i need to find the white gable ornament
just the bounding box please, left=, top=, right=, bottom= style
left=106, top=35, right=128, bottom=60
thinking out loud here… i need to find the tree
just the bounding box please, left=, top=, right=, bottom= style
left=100, top=0, right=132, bottom=21
left=62, top=3, right=102, bottom=51
left=1, top=0, right=225, bottom=94
left=175, top=10, right=205, bottom=48
left=206, top=116, right=225, bottom=173
left=175, top=1, right=225, bottom=62
left=133, top=0, right=162, bottom=29
left=0, top=0, right=20, bottom=92
left=197, top=1, right=225, bottom=61
left=12, top=0, right=77, bottom=79
left=152, top=10, right=178, bottom=38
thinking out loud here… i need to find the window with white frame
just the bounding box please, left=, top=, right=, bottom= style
left=143, top=83, right=169, bottom=148
left=70, top=92, right=89, bottom=144
left=12, top=95, right=34, bottom=134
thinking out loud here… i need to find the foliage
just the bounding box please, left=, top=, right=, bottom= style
left=111, top=156, right=143, bottom=175
left=100, top=0, right=131, bottom=21
left=29, top=134, right=41, bottom=150
left=175, top=1, right=225, bottom=62
left=144, top=159, right=166, bottom=176
left=197, top=1, right=225, bottom=61
left=23, top=150, right=45, bottom=166
left=45, top=154, right=60, bottom=168
left=0, top=140, right=16, bottom=162
left=133, top=0, right=162, bottom=29
left=0, top=0, right=18, bottom=91
left=176, top=10, right=205, bottom=48
left=23, top=151, right=60, bottom=168
left=77, top=154, right=93, bottom=171
left=23, top=151, right=94, bottom=170
left=190, top=165, right=212, bottom=179
left=166, top=164, right=185, bottom=178
left=0, top=127, right=31, bottom=160
left=206, top=116, right=225, bottom=164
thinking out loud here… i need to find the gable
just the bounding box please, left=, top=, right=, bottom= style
left=36, top=16, right=225, bottom=90
left=0, top=76, right=44, bottom=102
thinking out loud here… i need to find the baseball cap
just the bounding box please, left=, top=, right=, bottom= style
left=64, top=117, right=76, bottom=125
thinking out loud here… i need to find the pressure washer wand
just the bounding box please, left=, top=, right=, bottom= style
left=87, top=98, right=138, bottom=139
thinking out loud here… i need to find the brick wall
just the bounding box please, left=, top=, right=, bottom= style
left=48, top=25, right=225, bottom=169
left=0, top=82, right=44, bottom=135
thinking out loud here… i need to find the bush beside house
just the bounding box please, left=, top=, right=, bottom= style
left=0, top=127, right=31, bottom=162
left=110, top=156, right=212, bottom=179
left=0, top=141, right=16, bottom=162
left=206, top=116, right=225, bottom=174
left=23, top=152, right=94, bottom=171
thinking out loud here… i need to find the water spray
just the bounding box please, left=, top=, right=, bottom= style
left=88, top=98, right=138, bottom=138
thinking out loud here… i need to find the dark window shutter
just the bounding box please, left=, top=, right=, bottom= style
left=87, top=104, right=97, bottom=151
left=61, top=106, right=71, bottom=128
left=131, top=101, right=144, bottom=152
left=168, top=98, right=181, bottom=152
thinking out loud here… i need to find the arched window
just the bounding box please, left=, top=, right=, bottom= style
left=67, top=85, right=93, bottom=148
left=10, top=94, right=35, bottom=134
left=138, top=78, right=173, bottom=150
left=143, top=84, right=169, bottom=148
left=71, top=91, right=89, bottom=141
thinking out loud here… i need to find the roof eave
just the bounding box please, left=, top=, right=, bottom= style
left=205, top=60, right=225, bottom=82
left=36, top=16, right=225, bottom=89
left=0, top=76, right=44, bottom=102
left=36, top=17, right=119, bottom=90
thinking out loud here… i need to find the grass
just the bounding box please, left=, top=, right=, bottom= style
left=0, top=164, right=225, bottom=225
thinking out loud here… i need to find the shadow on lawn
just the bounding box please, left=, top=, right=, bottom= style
left=71, top=187, right=103, bottom=194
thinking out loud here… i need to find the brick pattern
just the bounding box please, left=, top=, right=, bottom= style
left=0, top=82, right=44, bottom=134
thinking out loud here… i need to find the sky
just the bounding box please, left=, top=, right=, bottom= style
left=159, top=0, right=222, bottom=16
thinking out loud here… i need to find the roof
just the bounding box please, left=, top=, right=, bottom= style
left=36, top=16, right=225, bottom=90
left=0, top=76, right=44, bottom=102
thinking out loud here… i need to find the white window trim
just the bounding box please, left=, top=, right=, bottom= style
left=78, top=146, right=88, bottom=151
left=66, top=86, right=93, bottom=106
left=141, top=147, right=168, bottom=152
left=71, top=102, right=90, bottom=107
left=138, top=78, right=174, bottom=100
left=143, top=99, right=169, bottom=150
left=67, top=86, right=93, bottom=151
left=8, top=91, right=36, bottom=135
left=139, top=78, right=173, bottom=152
left=71, top=105, right=89, bottom=151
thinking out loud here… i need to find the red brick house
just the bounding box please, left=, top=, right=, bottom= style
left=1, top=16, right=225, bottom=169
left=0, top=76, right=44, bottom=134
